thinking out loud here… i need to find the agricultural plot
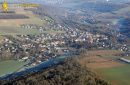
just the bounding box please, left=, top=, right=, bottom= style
left=82, top=56, right=123, bottom=69
left=96, top=65, right=130, bottom=85
left=0, top=6, right=43, bottom=35
left=114, top=6, right=130, bottom=15
left=0, top=60, right=26, bottom=77
left=0, top=26, right=40, bottom=35
left=0, top=26, right=64, bottom=35
left=78, top=50, right=130, bottom=85
left=0, top=9, right=64, bottom=35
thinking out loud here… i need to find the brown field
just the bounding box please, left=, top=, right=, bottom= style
left=0, top=6, right=49, bottom=35
left=79, top=56, right=123, bottom=69
left=0, top=7, right=43, bottom=27
left=77, top=50, right=124, bottom=69
left=86, top=50, right=123, bottom=56
left=0, top=15, right=43, bottom=27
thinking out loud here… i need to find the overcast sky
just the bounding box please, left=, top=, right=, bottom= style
left=1, top=0, right=130, bottom=4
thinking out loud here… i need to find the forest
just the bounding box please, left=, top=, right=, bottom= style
left=0, top=58, right=110, bottom=85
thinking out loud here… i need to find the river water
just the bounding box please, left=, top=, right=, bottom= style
left=0, top=54, right=73, bottom=80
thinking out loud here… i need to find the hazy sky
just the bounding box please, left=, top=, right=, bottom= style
left=1, top=0, right=130, bottom=4
left=28, top=0, right=130, bottom=4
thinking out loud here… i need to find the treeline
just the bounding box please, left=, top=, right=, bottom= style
left=0, top=59, right=110, bottom=85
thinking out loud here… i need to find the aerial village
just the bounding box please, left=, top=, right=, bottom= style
left=0, top=0, right=129, bottom=67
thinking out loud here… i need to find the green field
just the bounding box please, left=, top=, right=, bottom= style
left=0, top=60, right=26, bottom=77
left=114, top=6, right=130, bottom=14
left=96, top=65, right=130, bottom=85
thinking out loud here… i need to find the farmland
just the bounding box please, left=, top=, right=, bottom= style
left=0, top=60, right=26, bottom=77
left=0, top=26, right=40, bottom=35
left=77, top=50, right=130, bottom=85
left=0, top=26, right=64, bottom=35
left=0, top=9, right=63, bottom=35
left=96, top=65, right=130, bottom=85
left=0, top=5, right=45, bottom=35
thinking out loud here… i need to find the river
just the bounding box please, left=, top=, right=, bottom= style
left=0, top=54, right=74, bottom=80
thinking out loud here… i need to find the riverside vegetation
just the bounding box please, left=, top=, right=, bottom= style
left=0, top=58, right=110, bottom=85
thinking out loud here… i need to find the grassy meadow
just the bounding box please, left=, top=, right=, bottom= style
left=77, top=50, right=130, bottom=85
left=0, top=60, right=25, bottom=77
left=96, top=65, right=130, bottom=85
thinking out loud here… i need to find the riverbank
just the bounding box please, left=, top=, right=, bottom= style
left=0, top=54, right=71, bottom=80
left=0, top=58, right=110, bottom=85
